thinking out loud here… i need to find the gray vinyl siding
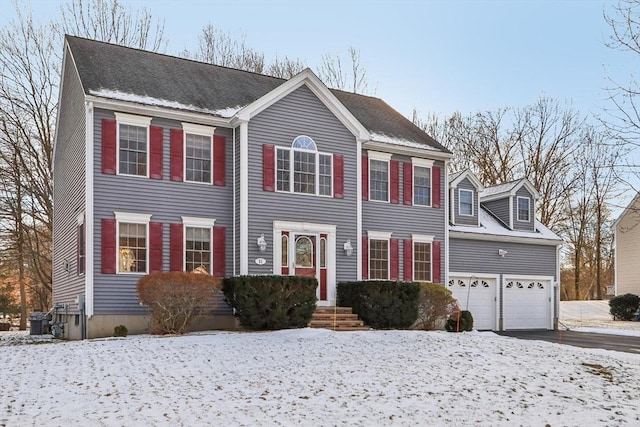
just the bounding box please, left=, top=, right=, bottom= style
left=454, top=178, right=478, bottom=226
left=363, top=158, right=446, bottom=282
left=93, top=109, right=233, bottom=314
left=234, top=127, right=240, bottom=276
left=482, top=198, right=511, bottom=229
left=246, top=85, right=358, bottom=282
left=449, top=238, right=557, bottom=279
left=513, top=187, right=535, bottom=232
left=52, top=50, right=87, bottom=312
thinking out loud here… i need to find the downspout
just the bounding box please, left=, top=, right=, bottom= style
left=555, top=243, right=561, bottom=330
left=232, top=126, right=236, bottom=276
left=84, top=101, right=94, bottom=339
left=444, top=160, right=449, bottom=288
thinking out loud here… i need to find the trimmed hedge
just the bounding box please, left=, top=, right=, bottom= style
left=414, top=282, right=459, bottom=330
left=609, top=293, right=640, bottom=321
left=337, top=281, right=419, bottom=329
left=223, top=275, right=317, bottom=330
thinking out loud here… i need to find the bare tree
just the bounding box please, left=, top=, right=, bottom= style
left=318, top=46, right=370, bottom=94
left=266, top=55, right=307, bottom=79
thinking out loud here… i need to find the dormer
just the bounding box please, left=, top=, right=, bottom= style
left=449, top=170, right=484, bottom=227
left=480, top=178, right=539, bottom=232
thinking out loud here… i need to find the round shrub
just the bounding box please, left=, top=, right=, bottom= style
left=413, top=282, right=459, bottom=330
left=114, top=325, right=128, bottom=337
left=609, top=293, right=640, bottom=321
left=445, top=310, right=474, bottom=332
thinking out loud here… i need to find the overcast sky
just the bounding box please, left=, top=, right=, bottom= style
left=1, top=0, right=638, bottom=199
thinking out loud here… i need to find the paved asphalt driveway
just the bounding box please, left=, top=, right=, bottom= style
left=496, top=330, right=640, bottom=354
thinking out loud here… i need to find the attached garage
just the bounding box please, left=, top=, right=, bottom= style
left=503, top=276, right=553, bottom=330
left=448, top=274, right=498, bottom=330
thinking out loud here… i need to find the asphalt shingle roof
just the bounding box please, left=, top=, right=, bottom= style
left=66, top=36, right=450, bottom=153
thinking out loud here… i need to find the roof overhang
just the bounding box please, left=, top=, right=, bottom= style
left=449, top=229, right=562, bottom=246
left=481, top=178, right=540, bottom=202
left=613, top=192, right=640, bottom=228
left=363, top=140, right=452, bottom=161
left=450, top=169, right=484, bottom=191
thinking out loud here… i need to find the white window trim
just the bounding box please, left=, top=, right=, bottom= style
left=459, top=189, right=474, bottom=216
left=115, top=113, right=152, bottom=178
left=368, top=230, right=392, bottom=281
left=182, top=123, right=215, bottom=185
left=517, top=196, right=531, bottom=222
left=411, top=157, right=434, bottom=168
left=275, top=141, right=334, bottom=198
left=411, top=234, right=434, bottom=243
left=412, top=164, right=432, bottom=207
left=369, top=157, right=390, bottom=203
left=412, top=240, right=433, bottom=283
left=182, top=216, right=216, bottom=273
left=113, top=211, right=151, bottom=275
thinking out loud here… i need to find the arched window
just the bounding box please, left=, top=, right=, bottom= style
left=295, top=236, right=313, bottom=267
left=276, top=136, right=332, bottom=196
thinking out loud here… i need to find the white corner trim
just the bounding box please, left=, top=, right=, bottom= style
left=367, top=230, right=392, bottom=240
left=411, top=234, right=434, bottom=243
left=411, top=157, right=434, bottom=168
left=114, top=212, right=152, bottom=223
left=356, top=138, right=362, bottom=281
left=367, top=150, right=393, bottom=161
left=114, top=112, right=152, bottom=126
left=239, top=121, right=249, bottom=275
left=181, top=216, right=216, bottom=228
left=85, top=101, right=95, bottom=317
left=182, top=122, right=216, bottom=136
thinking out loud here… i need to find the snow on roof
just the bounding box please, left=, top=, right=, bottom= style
left=89, top=89, right=244, bottom=118
left=369, top=132, right=437, bottom=151
left=481, top=180, right=519, bottom=197
left=449, top=170, right=464, bottom=183
left=450, top=207, right=562, bottom=243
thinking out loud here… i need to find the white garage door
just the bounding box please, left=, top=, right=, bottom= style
left=503, top=277, right=552, bottom=330
left=448, top=275, right=497, bottom=330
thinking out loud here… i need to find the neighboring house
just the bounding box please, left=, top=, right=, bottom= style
left=614, top=193, right=640, bottom=296
left=448, top=171, right=562, bottom=331
left=53, top=36, right=559, bottom=339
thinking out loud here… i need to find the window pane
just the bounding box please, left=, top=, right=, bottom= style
left=518, top=198, right=530, bottom=221
left=295, top=236, right=313, bottom=267
left=370, top=160, right=388, bottom=201
left=292, top=135, right=317, bottom=151
left=414, top=242, right=431, bottom=282
left=294, top=151, right=315, bottom=194
left=185, top=226, right=211, bottom=273
left=118, top=222, right=146, bottom=272
left=277, top=149, right=290, bottom=192
left=460, top=190, right=473, bottom=215
left=320, top=238, right=326, bottom=268
left=369, top=239, right=388, bottom=280
left=414, top=166, right=431, bottom=206
left=319, top=154, right=332, bottom=196
left=119, top=124, right=147, bottom=176
left=281, top=235, right=288, bottom=267
left=185, top=133, right=212, bottom=183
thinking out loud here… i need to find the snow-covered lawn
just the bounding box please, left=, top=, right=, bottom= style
left=560, top=300, right=640, bottom=336
left=1, top=328, right=639, bottom=426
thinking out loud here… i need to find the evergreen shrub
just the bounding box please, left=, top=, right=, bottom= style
left=609, top=293, right=640, bottom=321
left=446, top=310, right=474, bottom=332
left=222, top=275, right=317, bottom=330
left=413, top=282, right=459, bottom=330
left=337, top=281, right=419, bottom=329
left=113, top=325, right=128, bottom=337
left=137, top=272, right=221, bottom=334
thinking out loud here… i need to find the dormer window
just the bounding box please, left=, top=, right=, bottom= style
left=517, top=196, right=530, bottom=222
left=459, top=189, right=473, bottom=216
left=276, top=135, right=332, bottom=196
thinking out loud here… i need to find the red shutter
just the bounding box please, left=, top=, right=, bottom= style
left=102, top=119, right=117, bottom=175
left=149, top=125, right=164, bottom=180
left=263, top=144, right=275, bottom=191
left=390, top=160, right=399, bottom=204
left=213, top=226, right=226, bottom=277
left=170, top=129, right=183, bottom=181
left=404, top=162, right=413, bottom=206
left=101, top=218, right=116, bottom=274
left=214, top=135, right=226, bottom=186
left=149, top=222, right=163, bottom=273
left=390, top=238, right=399, bottom=280
left=170, top=223, right=183, bottom=271
left=432, top=166, right=441, bottom=208
left=432, top=241, right=441, bottom=283
left=362, top=236, right=368, bottom=280
left=362, top=155, right=369, bottom=200
left=333, top=154, right=344, bottom=198
left=404, top=239, right=413, bottom=281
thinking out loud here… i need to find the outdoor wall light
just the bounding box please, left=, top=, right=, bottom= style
left=498, top=249, right=508, bottom=257
left=344, top=240, right=353, bottom=256
left=257, top=234, right=267, bottom=252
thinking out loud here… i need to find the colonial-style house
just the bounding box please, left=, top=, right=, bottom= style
left=53, top=36, right=561, bottom=339
left=614, top=193, right=640, bottom=296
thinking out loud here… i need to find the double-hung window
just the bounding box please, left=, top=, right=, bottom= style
left=369, top=151, right=392, bottom=202
left=115, top=212, right=151, bottom=274
left=115, top=113, right=151, bottom=177
left=368, top=231, right=392, bottom=280
left=276, top=136, right=332, bottom=196
left=182, top=217, right=216, bottom=273
left=459, top=189, right=474, bottom=216
left=517, top=196, right=530, bottom=222
left=412, top=234, right=434, bottom=282
left=412, top=158, right=433, bottom=206
left=183, top=123, right=215, bottom=184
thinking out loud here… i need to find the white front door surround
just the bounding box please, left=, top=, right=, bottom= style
left=273, top=221, right=336, bottom=306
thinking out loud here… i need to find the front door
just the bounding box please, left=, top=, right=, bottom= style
left=293, top=234, right=316, bottom=278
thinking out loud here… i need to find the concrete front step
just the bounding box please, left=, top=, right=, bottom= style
left=308, top=306, right=369, bottom=331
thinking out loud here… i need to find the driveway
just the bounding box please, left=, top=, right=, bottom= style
left=496, top=330, right=640, bottom=354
